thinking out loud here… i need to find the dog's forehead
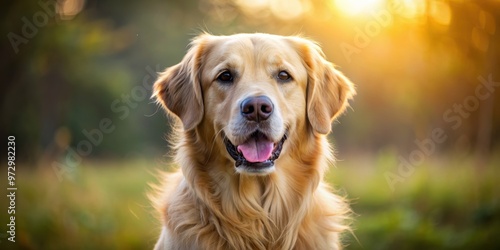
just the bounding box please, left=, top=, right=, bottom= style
left=205, top=35, right=302, bottom=67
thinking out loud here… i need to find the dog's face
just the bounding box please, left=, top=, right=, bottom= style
left=154, top=34, right=354, bottom=175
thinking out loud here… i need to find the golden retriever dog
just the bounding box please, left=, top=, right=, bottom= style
left=151, top=33, right=355, bottom=249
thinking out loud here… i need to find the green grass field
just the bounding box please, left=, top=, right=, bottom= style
left=1, top=154, right=499, bottom=249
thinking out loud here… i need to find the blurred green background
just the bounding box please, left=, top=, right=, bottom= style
left=1, top=0, right=499, bottom=249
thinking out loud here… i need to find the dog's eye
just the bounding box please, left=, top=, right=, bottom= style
left=217, top=70, right=234, bottom=83
left=277, top=71, right=292, bottom=82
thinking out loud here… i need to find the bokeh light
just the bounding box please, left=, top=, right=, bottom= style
left=334, top=0, right=385, bottom=16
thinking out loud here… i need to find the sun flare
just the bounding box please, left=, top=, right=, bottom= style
left=334, top=0, right=385, bottom=16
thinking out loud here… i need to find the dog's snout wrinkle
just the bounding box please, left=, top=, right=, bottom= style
left=240, top=96, right=274, bottom=122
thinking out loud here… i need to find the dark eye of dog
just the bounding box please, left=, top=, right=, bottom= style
left=217, top=70, right=233, bottom=83
left=277, top=71, right=292, bottom=82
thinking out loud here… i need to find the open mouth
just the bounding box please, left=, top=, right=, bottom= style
left=224, top=131, right=287, bottom=174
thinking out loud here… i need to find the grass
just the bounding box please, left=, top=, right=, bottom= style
left=1, top=159, right=161, bottom=250
left=1, top=154, right=499, bottom=249
left=330, top=152, right=500, bottom=249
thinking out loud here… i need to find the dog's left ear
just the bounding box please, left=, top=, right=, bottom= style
left=152, top=35, right=209, bottom=131
left=293, top=38, right=356, bottom=135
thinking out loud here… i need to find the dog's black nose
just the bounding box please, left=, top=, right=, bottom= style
left=241, top=96, right=274, bottom=122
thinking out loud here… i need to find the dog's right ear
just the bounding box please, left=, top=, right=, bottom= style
left=153, top=36, right=208, bottom=131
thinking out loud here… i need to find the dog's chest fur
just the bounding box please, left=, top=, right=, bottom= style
left=162, top=144, right=345, bottom=250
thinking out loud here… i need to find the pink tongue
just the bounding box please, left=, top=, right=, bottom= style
left=237, top=135, right=274, bottom=163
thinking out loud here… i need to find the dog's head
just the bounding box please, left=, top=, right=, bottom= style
left=153, top=33, right=355, bottom=175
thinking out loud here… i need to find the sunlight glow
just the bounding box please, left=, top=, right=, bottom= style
left=235, top=0, right=309, bottom=20
left=235, top=0, right=269, bottom=10
left=270, top=0, right=310, bottom=20
left=334, top=0, right=385, bottom=16
left=430, top=1, right=452, bottom=26
left=392, top=0, right=426, bottom=19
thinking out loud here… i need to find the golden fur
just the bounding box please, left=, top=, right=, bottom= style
left=151, top=33, right=355, bottom=249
